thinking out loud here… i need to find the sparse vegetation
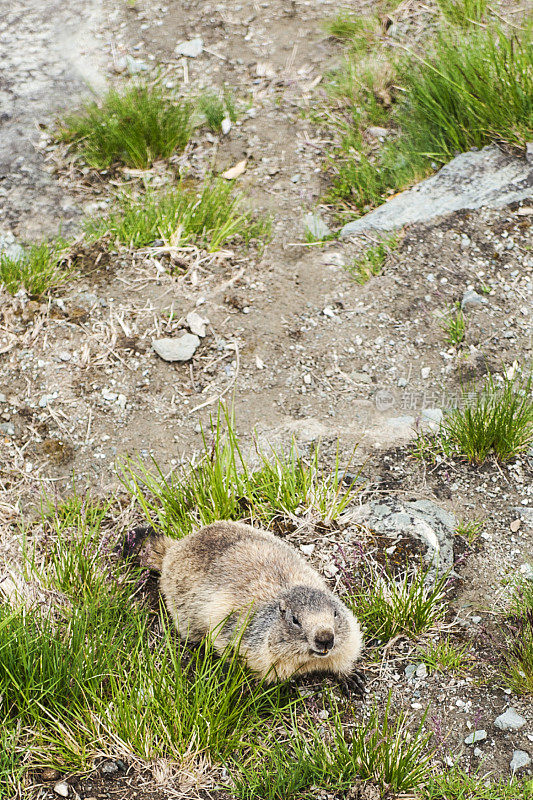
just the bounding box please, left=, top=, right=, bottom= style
left=442, top=303, right=466, bottom=346
left=455, top=518, right=484, bottom=546
left=346, top=233, right=399, bottom=284
left=0, top=240, right=70, bottom=297
left=58, top=83, right=193, bottom=169
left=85, top=179, right=269, bottom=252
left=423, top=768, right=532, bottom=799
left=502, top=577, right=533, bottom=695
left=122, top=408, right=359, bottom=537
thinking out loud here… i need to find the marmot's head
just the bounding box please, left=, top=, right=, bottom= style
left=270, top=585, right=351, bottom=661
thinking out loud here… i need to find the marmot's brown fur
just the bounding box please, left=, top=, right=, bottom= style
left=127, top=520, right=364, bottom=692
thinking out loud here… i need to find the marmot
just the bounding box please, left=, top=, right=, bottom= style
left=126, top=520, right=365, bottom=693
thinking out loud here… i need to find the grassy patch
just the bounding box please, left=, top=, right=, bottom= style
left=345, top=563, right=448, bottom=644
left=323, top=11, right=533, bottom=215
left=0, top=240, right=70, bottom=298
left=442, top=303, right=466, bottom=346
left=232, top=695, right=432, bottom=798
left=85, top=179, right=269, bottom=252
left=0, top=724, right=24, bottom=800
left=346, top=232, right=399, bottom=284
left=416, top=637, right=472, bottom=675
left=58, top=83, right=193, bottom=169
left=122, top=408, right=358, bottom=537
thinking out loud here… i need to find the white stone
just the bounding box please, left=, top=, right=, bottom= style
left=221, top=117, right=232, bottom=135
left=152, top=334, right=200, bottom=362
left=299, top=544, right=315, bottom=556
left=175, top=37, right=203, bottom=57
left=53, top=782, right=69, bottom=797
left=186, top=311, right=208, bottom=338
left=494, top=709, right=527, bottom=732
left=465, top=730, right=487, bottom=745
left=510, top=750, right=531, bottom=772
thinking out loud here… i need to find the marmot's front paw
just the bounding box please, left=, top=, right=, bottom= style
left=339, top=668, right=366, bottom=698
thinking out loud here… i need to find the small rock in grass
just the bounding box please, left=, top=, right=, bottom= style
left=474, top=747, right=483, bottom=757
left=175, top=37, right=203, bottom=57
left=152, top=334, right=200, bottom=362
left=510, top=750, right=531, bottom=773
left=221, top=118, right=232, bottom=135
left=53, top=782, right=69, bottom=797
left=0, top=423, right=14, bottom=435
left=125, top=55, right=148, bottom=74
left=0, top=230, right=24, bottom=261
left=221, top=159, right=247, bottom=180
left=421, top=366, right=431, bottom=379
left=471, top=615, right=482, bottom=624
left=101, top=760, right=119, bottom=776
left=405, top=664, right=417, bottom=679
left=465, top=730, right=487, bottom=745
left=415, top=663, right=428, bottom=679
left=303, top=213, right=332, bottom=240
left=366, top=126, right=390, bottom=140
left=299, top=544, right=315, bottom=556
left=494, top=709, right=527, bottom=732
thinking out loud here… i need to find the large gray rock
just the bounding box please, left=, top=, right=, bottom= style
left=340, top=146, right=533, bottom=237
left=349, top=497, right=456, bottom=571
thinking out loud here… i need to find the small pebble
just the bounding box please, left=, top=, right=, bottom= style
left=53, top=782, right=69, bottom=797
left=510, top=750, right=531, bottom=773
left=465, top=730, right=487, bottom=745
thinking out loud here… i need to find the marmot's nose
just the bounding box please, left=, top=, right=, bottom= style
left=315, top=629, right=334, bottom=651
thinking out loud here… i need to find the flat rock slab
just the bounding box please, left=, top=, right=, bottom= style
left=340, top=145, right=533, bottom=237
left=349, top=497, right=456, bottom=571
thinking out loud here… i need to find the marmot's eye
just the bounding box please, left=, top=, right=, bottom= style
left=333, top=609, right=338, bottom=618
left=292, top=615, right=301, bottom=626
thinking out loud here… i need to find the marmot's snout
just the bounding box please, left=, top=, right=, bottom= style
left=313, top=628, right=335, bottom=654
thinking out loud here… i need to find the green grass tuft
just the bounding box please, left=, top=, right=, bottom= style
left=85, top=179, right=269, bottom=252
left=440, top=376, right=533, bottom=464
left=502, top=577, right=533, bottom=695
left=198, top=89, right=237, bottom=132
left=423, top=768, right=533, bottom=799
left=416, top=637, right=472, bottom=674
left=346, top=563, right=448, bottom=643
left=0, top=240, right=70, bottom=298
left=58, top=83, right=193, bottom=169
left=441, top=303, right=466, bottom=346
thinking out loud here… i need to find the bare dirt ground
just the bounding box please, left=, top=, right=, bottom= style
left=0, top=0, right=532, bottom=795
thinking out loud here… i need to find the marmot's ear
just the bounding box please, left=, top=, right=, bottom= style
left=278, top=600, right=287, bottom=616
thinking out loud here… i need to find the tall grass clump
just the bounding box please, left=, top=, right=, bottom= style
left=439, top=376, right=533, bottom=464
left=232, top=695, right=432, bottom=798
left=122, top=407, right=358, bottom=537
left=58, top=83, right=193, bottom=169
left=0, top=240, right=70, bottom=297
left=398, top=27, right=533, bottom=162
left=85, top=179, right=269, bottom=252
left=324, top=14, right=533, bottom=213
